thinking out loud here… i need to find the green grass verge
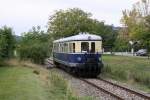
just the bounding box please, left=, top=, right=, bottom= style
left=0, top=66, right=50, bottom=100
left=0, top=64, right=92, bottom=100
left=102, top=55, right=150, bottom=92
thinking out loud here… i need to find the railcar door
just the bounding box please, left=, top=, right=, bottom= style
left=91, top=42, right=95, bottom=53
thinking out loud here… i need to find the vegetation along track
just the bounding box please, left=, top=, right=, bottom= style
left=45, top=58, right=150, bottom=100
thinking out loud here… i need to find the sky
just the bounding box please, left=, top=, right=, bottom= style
left=0, top=0, right=139, bottom=35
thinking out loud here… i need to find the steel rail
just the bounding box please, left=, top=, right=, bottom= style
left=98, top=78, right=150, bottom=100
left=80, top=78, right=124, bottom=100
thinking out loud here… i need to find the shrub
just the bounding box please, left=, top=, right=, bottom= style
left=0, top=26, right=15, bottom=65
left=113, top=38, right=129, bottom=52
left=18, top=43, right=49, bottom=64
left=17, top=26, right=51, bottom=64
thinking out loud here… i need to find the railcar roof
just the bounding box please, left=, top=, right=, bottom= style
left=53, top=33, right=102, bottom=43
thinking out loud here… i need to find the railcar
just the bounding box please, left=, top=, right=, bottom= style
left=53, top=33, right=103, bottom=77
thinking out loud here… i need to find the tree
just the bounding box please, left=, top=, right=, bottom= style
left=121, top=8, right=142, bottom=40
left=114, top=38, right=129, bottom=52
left=134, top=0, right=150, bottom=16
left=120, top=0, right=150, bottom=51
left=0, top=26, right=14, bottom=61
left=48, top=8, right=118, bottom=49
left=48, top=8, right=95, bottom=39
left=17, top=26, right=50, bottom=64
left=143, top=15, right=150, bottom=51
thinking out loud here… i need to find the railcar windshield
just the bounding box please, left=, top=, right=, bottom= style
left=81, top=42, right=89, bottom=53
left=81, top=42, right=97, bottom=53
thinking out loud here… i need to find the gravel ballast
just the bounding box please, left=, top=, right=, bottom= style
left=53, top=68, right=120, bottom=100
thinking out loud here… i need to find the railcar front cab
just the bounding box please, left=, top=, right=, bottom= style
left=69, top=40, right=103, bottom=76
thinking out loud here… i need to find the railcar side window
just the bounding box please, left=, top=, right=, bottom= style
left=69, top=43, right=72, bottom=53
left=63, top=43, right=65, bottom=52
left=61, top=43, right=63, bottom=52
left=64, top=43, right=68, bottom=53
left=57, top=43, right=58, bottom=52
left=91, top=42, right=95, bottom=53
left=59, top=43, right=60, bottom=52
left=81, top=42, right=89, bottom=53
left=73, top=43, right=75, bottom=53
left=69, top=43, right=75, bottom=53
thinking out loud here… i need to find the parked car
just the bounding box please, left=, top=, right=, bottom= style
left=136, top=49, right=148, bottom=56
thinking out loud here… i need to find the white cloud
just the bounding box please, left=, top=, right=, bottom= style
left=0, top=0, right=139, bottom=35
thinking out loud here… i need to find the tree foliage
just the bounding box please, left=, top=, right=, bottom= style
left=48, top=8, right=94, bottom=38
left=120, top=0, right=150, bottom=51
left=48, top=8, right=118, bottom=48
left=114, top=38, right=129, bottom=52
left=0, top=26, right=14, bottom=64
left=17, top=26, right=50, bottom=64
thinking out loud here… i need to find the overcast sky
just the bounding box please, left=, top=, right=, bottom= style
left=0, top=0, right=139, bottom=35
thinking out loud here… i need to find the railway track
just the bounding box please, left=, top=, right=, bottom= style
left=83, top=78, right=150, bottom=100
left=97, top=78, right=150, bottom=100
left=46, top=58, right=150, bottom=100
left=80, top=78, right=124, bottom=100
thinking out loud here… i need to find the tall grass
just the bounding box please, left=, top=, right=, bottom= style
left=103, top=64, right=128, bottom=80
left=102, top=55, right=150, bottom=91
left=48, top=71, right=93, bottom=100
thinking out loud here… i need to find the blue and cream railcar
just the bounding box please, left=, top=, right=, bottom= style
left=53, top=33, right=103, bottom=77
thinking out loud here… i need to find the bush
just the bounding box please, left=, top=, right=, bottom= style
left=17, top=26, right=51, bottom=64
left=0, top=26, right=14, bottom=65
left=18, top=43, right=49, bottom=64
left=113, top=38, right=129, bottom=52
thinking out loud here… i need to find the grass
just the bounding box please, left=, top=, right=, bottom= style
left=48, top=71, right=93, bottom=100
left=0, top=66, right=50, bottom=100
left=101, top=55, right=150, bottom=92
left=0, top=60, right=92, bottom=100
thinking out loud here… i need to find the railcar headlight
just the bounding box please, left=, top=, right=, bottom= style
left=77, top=57, right=82, bottom=62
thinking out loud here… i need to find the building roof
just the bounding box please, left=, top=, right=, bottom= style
left=53, top=32, right=102, bottom=43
